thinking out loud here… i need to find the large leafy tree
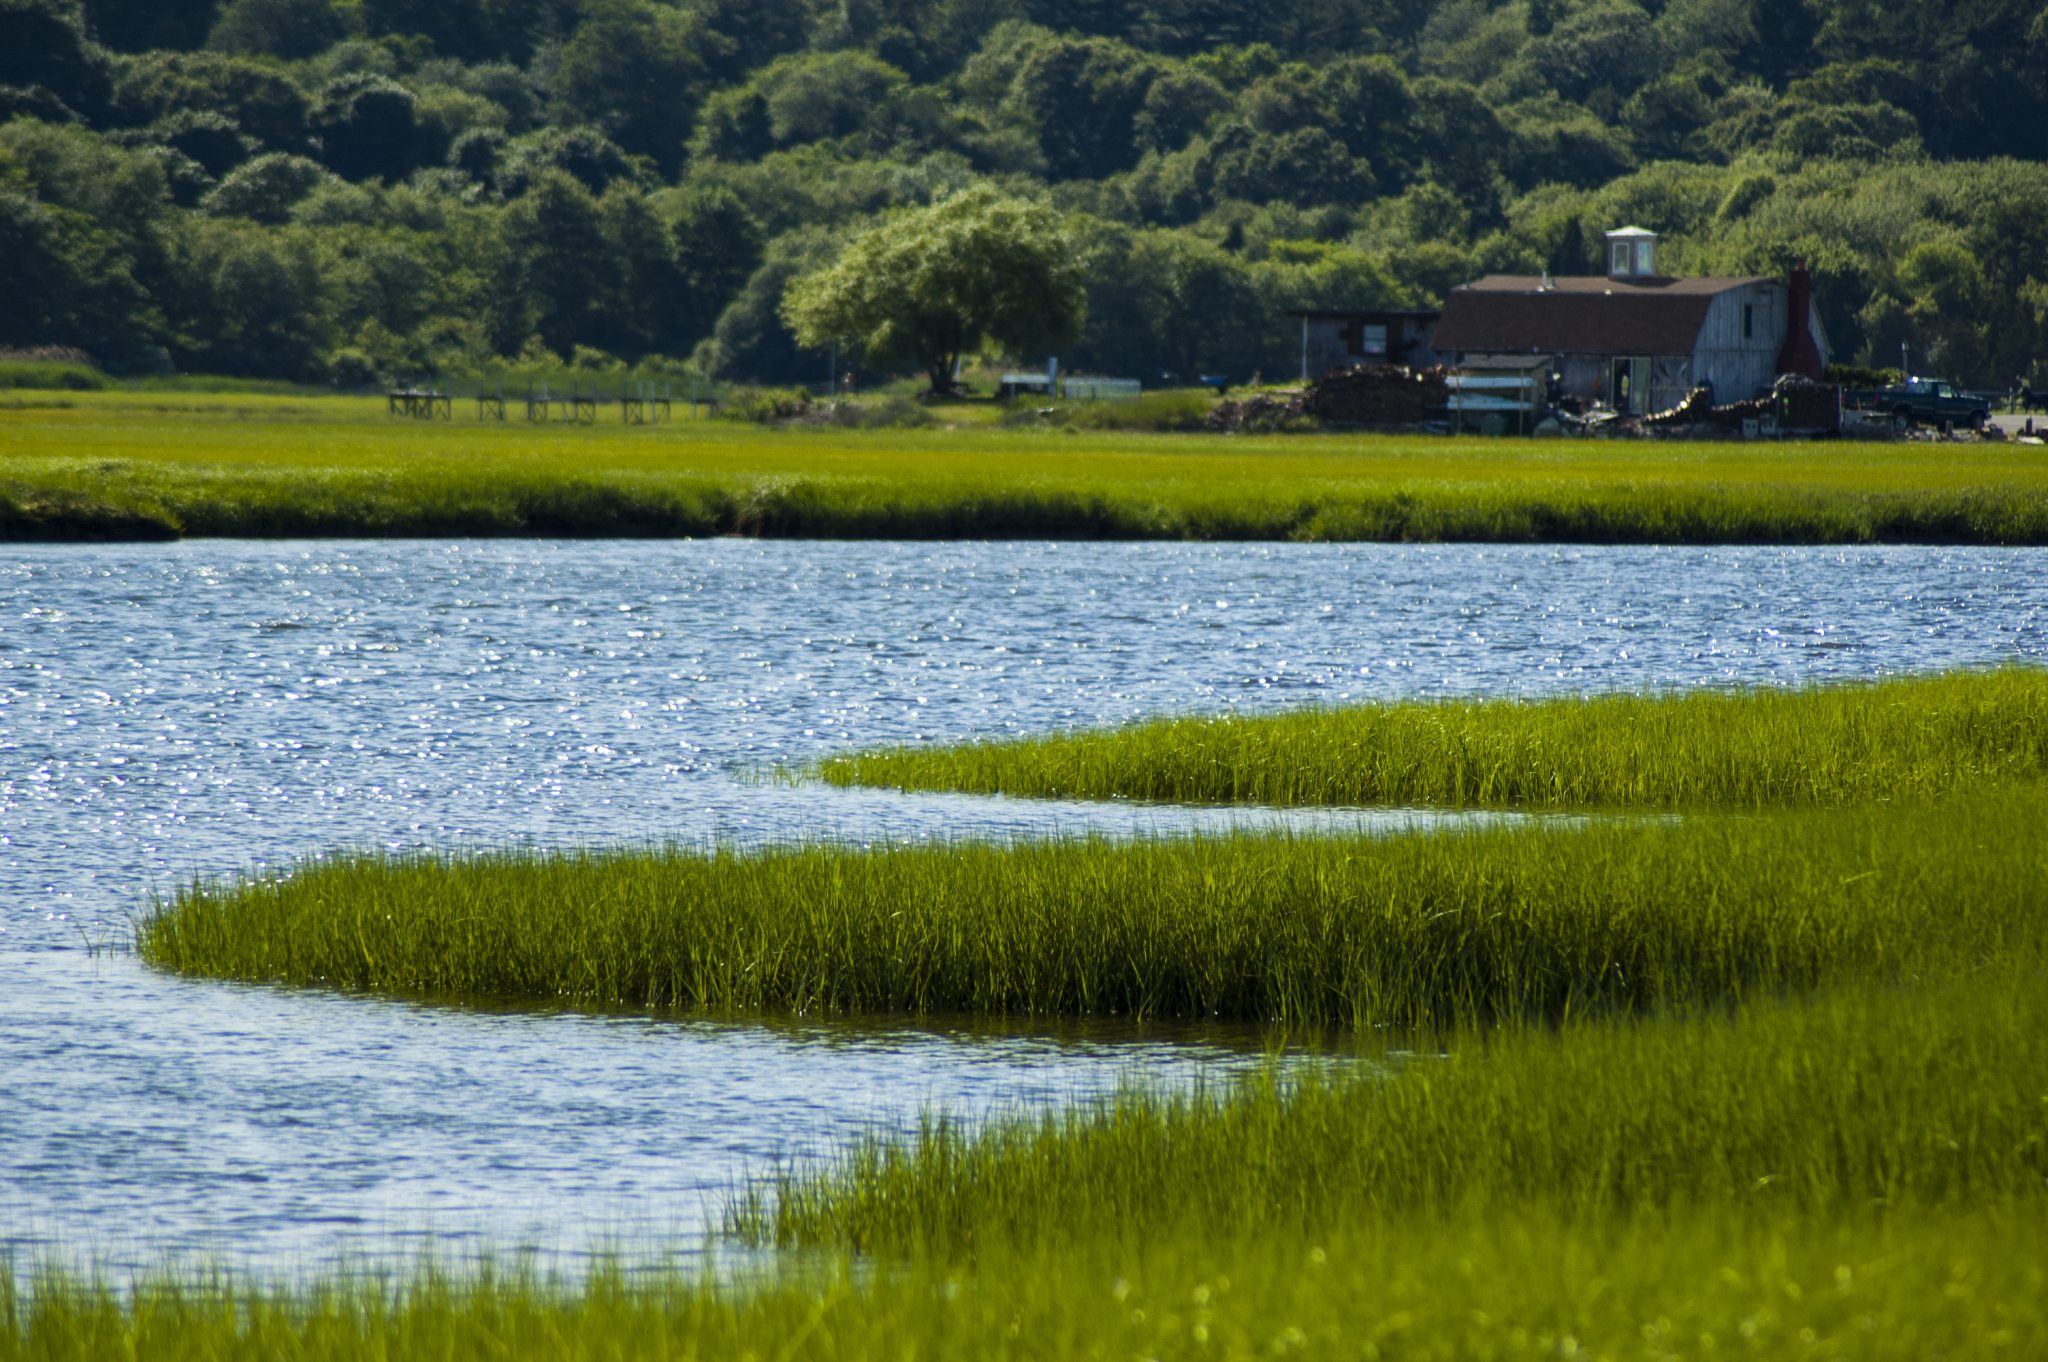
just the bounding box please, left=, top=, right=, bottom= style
left=781, top=185, right=1085, bottom=394
left=548, top=0, right=705, bottom=176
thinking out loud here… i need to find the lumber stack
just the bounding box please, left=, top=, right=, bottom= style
left=1301, top=364, right=1451, bottom=424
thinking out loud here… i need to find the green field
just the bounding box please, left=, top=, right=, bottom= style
left=821, top=665, right=2048, bottom=809
left=6, top=388, right=2048, bottom=542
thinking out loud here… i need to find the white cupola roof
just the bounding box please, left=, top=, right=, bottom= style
left=1604, top=226, right=1658, bottom=279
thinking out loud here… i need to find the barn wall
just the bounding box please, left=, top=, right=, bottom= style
left=1692, top=282, right=1787, bottom=403
left=1648, top=357, right=1695, bottom=412
left=1555, top=353, right=1690, bottom=411
left=1304, top=322, right=1355, bottom=379
left=1300, top=317, right=1441, bottom=378
left=1558, top=355, right=1607, bottom=403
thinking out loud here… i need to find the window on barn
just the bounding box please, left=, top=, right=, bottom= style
left=1361, top=324, right=1387, bottom=356
left=1743, top=304, right=1754, bottom=340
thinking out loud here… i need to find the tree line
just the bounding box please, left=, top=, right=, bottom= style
left=4, top=0, right=2047, bottom=389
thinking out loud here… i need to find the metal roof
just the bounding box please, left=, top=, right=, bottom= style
left=1434, top=274, right=1774, bottom=357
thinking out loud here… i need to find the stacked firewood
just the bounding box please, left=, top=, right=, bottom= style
left=1207, top=365, right=1452, bottom=431
left=1643, top=387, right=1716, bottom=426
left=1773, top=375, right=1841, bottom=430
left=1204, top=391, right=1302, bottom=432
left=1645, top=376, right=1841, bottom=433
left=1302, top=364, right=1452, bottom=424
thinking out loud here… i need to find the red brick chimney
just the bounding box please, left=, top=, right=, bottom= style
left=1776, top=260, right=1824, bottom=381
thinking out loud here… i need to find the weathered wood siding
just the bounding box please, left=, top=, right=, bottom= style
left=1304, top=321, right=1360, bottom=379
left=1560, top=353, right=1691, bottom=412
left=1299, top=317, right=1440, bottom=378
left=1692, top=282, right=1787, bottom=404
left=1558, top=355, right=1608, bottom=404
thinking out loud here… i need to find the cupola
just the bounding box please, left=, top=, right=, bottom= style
left=1605, top=226, right=1658, bottom=280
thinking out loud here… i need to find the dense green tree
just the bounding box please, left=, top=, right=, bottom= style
left=684, top=0, right=809, bottom=71
left=1208, top=124, right=1372, bottom=207
left=497, top=125, right=643, bottom=194
left=547, top=0, right=704, bottom=175
left=2, top=0, right=112, bottom=121
left=695, top=225, right=836, bottom=384
left=0, top=187, right=155, bottom=359
left=82, top=0, right=219, bottom=51
left=1315, top=56, right=1415, bottom=182
left=783, top=185, right=1084, bottom=392
left=1004, top=34, right=1162, bottom=179
left=1105, top=226, right=1268, bottom=379
left=113, top=52, right=310, bottom=152
left=665, top=184, right=762, bottom=350
left=147, top=109, right=254, bottom=177
left=1131, top=67, right=1228, bottom=152
left=500, top=168, right=607, bottom=354
left=312, top=74, right=417, bottom=181
left=201, top=151, right=333, bottom=221
left=3, top=0, right=2047, bottom=390
left=206, top=0, right=349, bottom=60
left=175, top=219, right=325, bottom=375
left=586, top=184, right=678, bottom=356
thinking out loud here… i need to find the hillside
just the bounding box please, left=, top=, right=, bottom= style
left=3, top=0, right=2045, bottom=388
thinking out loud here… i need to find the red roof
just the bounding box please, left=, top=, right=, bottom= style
left=1434, top=274, right=1773, bottom=357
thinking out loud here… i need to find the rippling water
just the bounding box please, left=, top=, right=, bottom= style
left=3, top=540, right=2043, bottom=1272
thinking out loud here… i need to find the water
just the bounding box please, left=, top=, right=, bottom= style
left=3, top=540, right=2043, bottom=1273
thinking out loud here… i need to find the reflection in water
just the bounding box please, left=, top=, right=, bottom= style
left=1, top=540, right=2042, bottom=1271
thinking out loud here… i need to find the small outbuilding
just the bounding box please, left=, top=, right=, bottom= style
left=1287, top=308, right=1442, bottom=380
left=1432, top=228, right=1830, bottom=415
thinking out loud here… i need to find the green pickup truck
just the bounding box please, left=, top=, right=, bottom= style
left=1844, top=378, right=1993, bottom=431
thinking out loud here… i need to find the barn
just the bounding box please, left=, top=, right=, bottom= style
left=1432, top=228, right=1830, bottom=415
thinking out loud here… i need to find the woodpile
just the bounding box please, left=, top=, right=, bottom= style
left=1643, top=375, right=1841, bottom=434
left=1642, top=387, right=1716, bottom=427
left=1204, top=391, right=1302, bottom=432
left=1206, top=365, right=1451, bottom=431
left=1773, top=375, right=1842, bottom=431
left=1302, top=364, right=1451, bottom=424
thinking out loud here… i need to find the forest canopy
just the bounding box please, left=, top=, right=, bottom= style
left=2, top=0, right=2046, bottom=388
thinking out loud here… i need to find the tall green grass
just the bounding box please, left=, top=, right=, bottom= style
left=756, top=976, right=2048, bottom=1253
left=10, top=1208, right=2043, bottom=1360
left=822, top=667, right=2048, bottom=810
left=8, top=389, right=2048, bottom=541
left=138, top=784, right=2048, bottom=1029
left=0, top=360, right=107, bottom=391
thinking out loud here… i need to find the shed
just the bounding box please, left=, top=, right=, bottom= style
left=1432, top=228, right=1830, bottom=414
left=1287, top=308, right=1442, bottom=381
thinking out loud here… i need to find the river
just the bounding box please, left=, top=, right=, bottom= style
left=3, top=540, right=2042, bottom=1274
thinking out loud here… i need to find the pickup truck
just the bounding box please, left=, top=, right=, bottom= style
left=1843, top=377, right=1992, bottom=431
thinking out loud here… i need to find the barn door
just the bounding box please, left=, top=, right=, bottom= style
left=1611, top=357, right=1651, bottom=413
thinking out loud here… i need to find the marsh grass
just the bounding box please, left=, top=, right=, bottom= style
left=138, top=786, right=2048, bottom=1029
left=756, top=975, right=2048, bottom=1253
left=10, top=1208, right=2044, bottom=1360
left=821, top=667, right=2048, bottom=810
left=7, top=389, right=2048, bottom=541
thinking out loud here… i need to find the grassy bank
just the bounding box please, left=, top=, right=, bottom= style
left=16, top=1204, right=2048, bottom=1359
left=758, top=976, right=2048, bottom=1252
left=9, top=1206, right=2043, bottom=1360
left=821, top=666, right=2048, bottom=810
left=138, top=784, right=2047, bottom=1029
left=7, top=389, right=2048, bottom=542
